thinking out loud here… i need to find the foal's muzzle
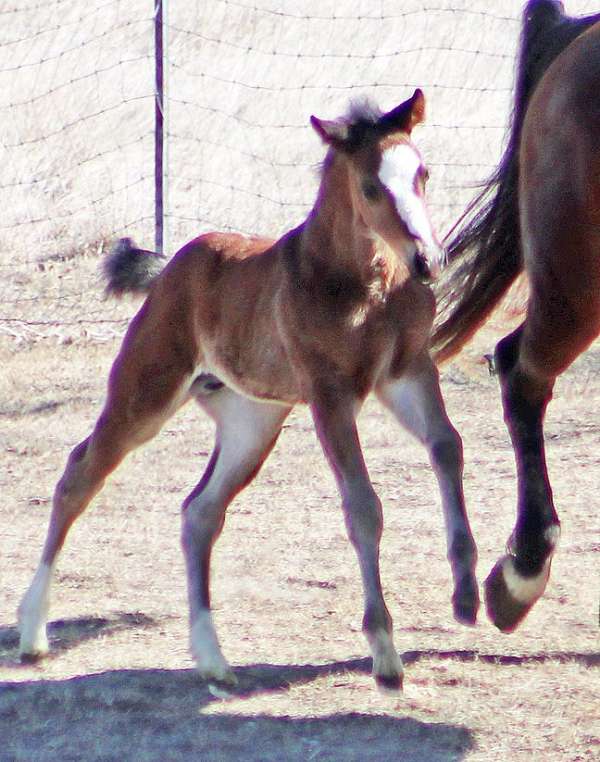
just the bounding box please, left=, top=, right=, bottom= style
left=411, top=240, right=444, bottom=283
left=413, top=251, right=433, bottom=282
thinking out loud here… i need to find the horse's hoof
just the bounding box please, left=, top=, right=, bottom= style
left=375, top=670, right=403, bottom=694
left=18, top=631, right=49, bottom=663
left=19, top=650, right=45, bottom=665
left=206, top=669, right=239, bottom=699
left=452, top=576, right=480, bottom=626
left=453, top=597, right=479, bottom=627
left=369, top=630, right=404, bottom=693
left=484, top=556, right=549, bottom=633
left=200, top=667, right=238, bottom=688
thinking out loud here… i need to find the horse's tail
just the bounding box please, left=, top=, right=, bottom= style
left=103, top=238, right=166, bottom=296
left=431, top=0, right=599, bottom=363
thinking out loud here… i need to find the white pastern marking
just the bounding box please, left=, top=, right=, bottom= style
left=378, top=144, right=444, bottom=267
left=544, top=524, right=561, bottom=548
left=367, top=628, right=403, bottom=680
left=190, top=611, right=235, bottom=682
left=502, top=557, right=550, bottom=604
left=18, top=562, right=53, bottom=656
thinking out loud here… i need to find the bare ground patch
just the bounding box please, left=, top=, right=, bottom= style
left=0, top=328, right=598, bottom=761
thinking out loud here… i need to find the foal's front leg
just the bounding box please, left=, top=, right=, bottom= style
left=311, top=391, right=403, bottom=692
left=376, top=353, right=479, bottom=625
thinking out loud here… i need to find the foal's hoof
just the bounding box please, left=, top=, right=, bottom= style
left=206, top=670, right=239, bottom=699
left=369, top=630, right=404, bottom=694
left=199, top=666, right=238, bottom=688
left=375, top=671, right=403, bottom=694
left=452, top=575, right=480, bottom=626
left=19, top=650, right=46, bottom=665
left=17, top=631, right=49, bottom=664
left=485, top=556, right=550, bottom=633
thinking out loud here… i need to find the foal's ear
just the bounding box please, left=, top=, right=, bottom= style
left=310, top=115, right=351, bottom=149
left=378, top=89, right=426, bottom=135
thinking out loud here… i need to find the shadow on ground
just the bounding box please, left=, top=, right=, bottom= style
left=0, top=612, right=156, bottom=667
left=1, top=615, right=597, bottom=760
left=0, top=615, right=474, bottom=759
left=0, top=661, right=473, bottom=762
left=1, top=614, right=597, bottom=670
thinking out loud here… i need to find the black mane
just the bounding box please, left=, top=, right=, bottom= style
left=344, top=98, right=383, bottom=128
left=341, top=98, right=385, bottom=151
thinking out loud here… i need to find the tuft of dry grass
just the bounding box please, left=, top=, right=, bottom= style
left=1, top=320, right=599, bottom=760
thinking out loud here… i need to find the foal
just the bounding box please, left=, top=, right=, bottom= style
left=18, top=90, right=478, bottom=691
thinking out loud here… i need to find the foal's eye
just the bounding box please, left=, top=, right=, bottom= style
left=361, top=180, right=381, bottom=202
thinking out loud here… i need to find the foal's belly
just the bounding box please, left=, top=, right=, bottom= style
left=201, top=339, right=302, bottom=406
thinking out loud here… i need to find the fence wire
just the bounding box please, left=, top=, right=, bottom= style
left=0, top=0, right=596, bottom=342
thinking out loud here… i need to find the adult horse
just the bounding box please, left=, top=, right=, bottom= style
left=432, top=0, right=600, bottom=633
left=18, top=91, right=479, bottom=692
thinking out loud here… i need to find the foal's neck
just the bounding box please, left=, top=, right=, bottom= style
left=302, top=155, right=403, bottom=289
left=305, top=159, right=374, bottom=265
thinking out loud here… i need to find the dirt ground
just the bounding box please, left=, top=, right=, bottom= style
left=2, top=1, right=598, bottom=759
left=0, top=295, right=598, bottom=761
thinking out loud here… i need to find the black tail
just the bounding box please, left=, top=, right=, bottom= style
left=103, top=238, right=166, bottom=296
left=431, top=0, right=600, bottom=362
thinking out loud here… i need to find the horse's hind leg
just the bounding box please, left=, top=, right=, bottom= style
left=18, top=340, right=193, bottom=660
left=182, top=385, right=290, bottom=685
left=376, top=352, right=479, bottom=626
left=487, top=258, right=600, bottom=631
left=485, top=98, right=600, bottom=631
left=485, top=324, right=565, bottom=632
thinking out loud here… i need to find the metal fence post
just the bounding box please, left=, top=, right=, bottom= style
left=154, top=0, right=168, bottom=255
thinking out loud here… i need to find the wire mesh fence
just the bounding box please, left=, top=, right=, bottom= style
left=0, top=0, right=596, bottom=342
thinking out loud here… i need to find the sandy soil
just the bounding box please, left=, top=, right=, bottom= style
left=1, top=2, right=599, bottom=760
left=0, top=309, right=598, bottom=761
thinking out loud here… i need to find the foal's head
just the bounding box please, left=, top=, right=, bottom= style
left=311, top=90, right=445, bottom=281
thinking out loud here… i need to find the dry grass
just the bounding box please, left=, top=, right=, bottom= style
left=0, top=314, right=598, bottom=761
left=2, top=2, right=599, bottom=759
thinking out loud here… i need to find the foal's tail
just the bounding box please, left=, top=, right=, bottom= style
left=430, top=0, right=599, bottom=363
left=103, top=238, right=166, bottom=296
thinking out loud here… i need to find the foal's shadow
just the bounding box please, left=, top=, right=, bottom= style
left=0, top=611, right=155, bottom=666
left=0, top=666, right=474, bottom=762
left=1, top=613, right=598, bottom=673
left=0, top=617, right=475, bottom=762
left=1, top=616, right=598, bottom=760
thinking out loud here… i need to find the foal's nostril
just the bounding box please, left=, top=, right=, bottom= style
left=413, top=251, right=432, bottom=281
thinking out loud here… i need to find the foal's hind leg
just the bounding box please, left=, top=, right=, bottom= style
left=182, top=386, right=290, bottom=685
left=377, top=352, right=479, bottom=626
left=18, top=345, right=192, bottom=660
left=311, top=390, right=403, bottom=692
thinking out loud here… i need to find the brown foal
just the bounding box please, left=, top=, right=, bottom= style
left=18, top=90, right=478, bottom=691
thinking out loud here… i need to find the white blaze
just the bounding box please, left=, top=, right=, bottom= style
left=378, top=143, right=445, bottom=268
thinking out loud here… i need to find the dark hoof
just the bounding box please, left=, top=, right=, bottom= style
left=484, top=558, right=544, bottom=633
left=20, top=651, right=44, bottom=665
left=375, top=671, right=403, bottom=694
left=452, top=575, right=480, bottom=626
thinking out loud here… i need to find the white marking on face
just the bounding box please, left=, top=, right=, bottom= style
left=378, top=143, right=445, bottom=268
